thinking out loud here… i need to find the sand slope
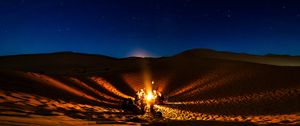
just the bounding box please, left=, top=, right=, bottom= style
left=177, top=49, right=300, bottom=66
left=0, top=49, right=299, bottom=125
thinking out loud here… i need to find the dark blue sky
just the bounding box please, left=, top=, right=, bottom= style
left=1, top=0, right=300, bottom=57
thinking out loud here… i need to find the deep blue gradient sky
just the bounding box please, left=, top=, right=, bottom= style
left=1, top=0, right=300, bottom=57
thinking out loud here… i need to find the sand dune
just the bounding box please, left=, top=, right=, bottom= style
left=177, top=49, right=300, bottom=66
left=0, top=49, right=299, bottom=125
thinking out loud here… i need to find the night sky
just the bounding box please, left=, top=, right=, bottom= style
left=1, top=0, right=300, bottom=57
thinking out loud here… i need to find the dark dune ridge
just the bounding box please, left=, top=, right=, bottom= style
left=0, top=49, right=299, bottom=125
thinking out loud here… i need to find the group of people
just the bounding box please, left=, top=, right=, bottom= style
left=135, top=88, right=165, bottom=113
left=121, top=88, right=165, bottom=115
left=134, top=89, right=147, bottom=111
left=135, top=89, right=164, bottom=104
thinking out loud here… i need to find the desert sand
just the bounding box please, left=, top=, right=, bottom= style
left=0, top=49, right=299, bottom=125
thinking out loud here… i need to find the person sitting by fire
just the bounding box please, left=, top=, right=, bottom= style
left=152, top=89, right=165, bottom=105
left=135, top=89, right=146, bottom=111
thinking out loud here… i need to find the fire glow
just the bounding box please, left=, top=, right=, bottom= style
left=136, top=88, right=162, bottom=105
left=146, top=92, right=154, bottom=101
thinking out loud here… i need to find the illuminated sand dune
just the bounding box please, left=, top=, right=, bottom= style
left=0, top=90, right=125, bottom=125
left=168, top=71, right=223, bottom=97
left=122, top=73, right=145, bottom=92
left=68, top=77, right=121, bottom=102
left=20, top=72, right=118, bottom=105
left=164, top=87, right=300, bottom=117
left=167, top=87, right=300, bottom=105
left=0, top=51, right=300, bottom=125
left=90, top=76, right=133, bottom=99
left=168, top=71, right=249, bottom=101
left=155, top=105, right=300, bottom=125
left=24, top=72, right=98, bottom=101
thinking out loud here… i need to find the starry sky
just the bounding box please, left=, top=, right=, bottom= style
left=0, top=0, right=300, bottom=57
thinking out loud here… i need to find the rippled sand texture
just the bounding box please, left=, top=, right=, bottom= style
left=0, top=51, right=300, bottom=125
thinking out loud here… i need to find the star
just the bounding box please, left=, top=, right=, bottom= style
left=65, top=27, right=71, bottom=31
left=268, top=26, right=273, bottom=30
left=282, top=5, right=286, bottom=9
left=224, top=9, right=232, bottom=18
left=202, top=14, right=209, bottom=17
left=227, top=14, right=232, bottom=18
left=131, top=16, right=137, bottom=20
left=59, top=1, right=64, bottom=6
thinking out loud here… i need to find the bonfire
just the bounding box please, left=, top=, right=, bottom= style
left=121, top=87, right=165, bottom=116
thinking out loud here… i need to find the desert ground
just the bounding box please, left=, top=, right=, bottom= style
left=0, top=49, right=299, bottom=126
